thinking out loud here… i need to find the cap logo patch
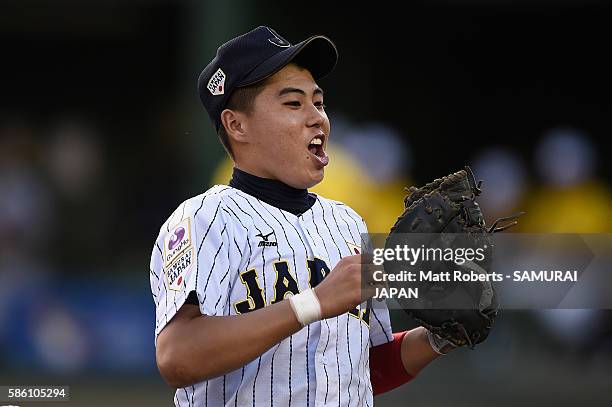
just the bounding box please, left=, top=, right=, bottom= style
left=266, top=27, right=291, bottom=48
left=207, top=68, right=226, bottom=95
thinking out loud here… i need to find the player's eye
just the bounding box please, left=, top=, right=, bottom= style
left=315, top=101, right=326, bottom=110
left=284, top=101, right=301, bottom=107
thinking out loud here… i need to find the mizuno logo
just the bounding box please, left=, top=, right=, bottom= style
left=256, top=232, right=274, bottom=241
left=256, top=231, right=277, bottom=247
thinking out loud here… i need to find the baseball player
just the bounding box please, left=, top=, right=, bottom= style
left=150, top=26, right=453, bottom=406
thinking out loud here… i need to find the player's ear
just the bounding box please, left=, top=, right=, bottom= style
left=220, top=109, right=249, bottom=143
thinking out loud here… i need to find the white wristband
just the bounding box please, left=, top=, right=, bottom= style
left=289, top=288, right=322, bottom=326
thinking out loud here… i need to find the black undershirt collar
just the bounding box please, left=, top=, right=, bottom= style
left=229, top=167, right=316, bottom=216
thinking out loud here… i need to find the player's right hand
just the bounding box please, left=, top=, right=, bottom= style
left=313, top=254, right=378, bottom=319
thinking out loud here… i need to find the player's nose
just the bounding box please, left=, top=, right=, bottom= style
left=305, top=103, right=326, bottom=128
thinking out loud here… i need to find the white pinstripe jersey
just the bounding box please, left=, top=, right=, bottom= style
left=150, top=185, right=393, bottom=407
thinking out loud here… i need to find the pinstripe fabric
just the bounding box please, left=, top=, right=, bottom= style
left=150, top=185, right=393, bottom=406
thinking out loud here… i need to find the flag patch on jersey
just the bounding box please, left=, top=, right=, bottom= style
left=164, top=218, right=193, bottom=267
left=166, top=247, right=194, bottom=291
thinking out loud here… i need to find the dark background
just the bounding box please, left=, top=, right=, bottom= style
left=1, top=1, right=611, bottom=405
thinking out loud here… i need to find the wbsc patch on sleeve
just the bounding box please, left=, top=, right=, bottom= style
left=164, top=218, right=195, bottom=291
left=166, top=247, right=195, bottom=291
left=164, top=218, right=192, bottom=267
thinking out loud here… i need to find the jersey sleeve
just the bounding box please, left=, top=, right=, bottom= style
left=150, top=195, right=232, bottom=340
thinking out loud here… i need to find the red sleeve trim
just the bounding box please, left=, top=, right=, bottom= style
left=369, top=331, right=414, bottom=395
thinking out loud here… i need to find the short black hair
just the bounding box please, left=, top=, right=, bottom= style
left=217, top=80, right=268, bottom=159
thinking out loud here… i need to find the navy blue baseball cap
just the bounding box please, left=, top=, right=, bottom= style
left=197, top=26, right=338, bottom=131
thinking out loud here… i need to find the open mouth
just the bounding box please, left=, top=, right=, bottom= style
left=308, top=135, right=329, bottom=167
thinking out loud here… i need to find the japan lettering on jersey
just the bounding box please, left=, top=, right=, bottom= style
left=150, top=185, right=393, bottom=407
